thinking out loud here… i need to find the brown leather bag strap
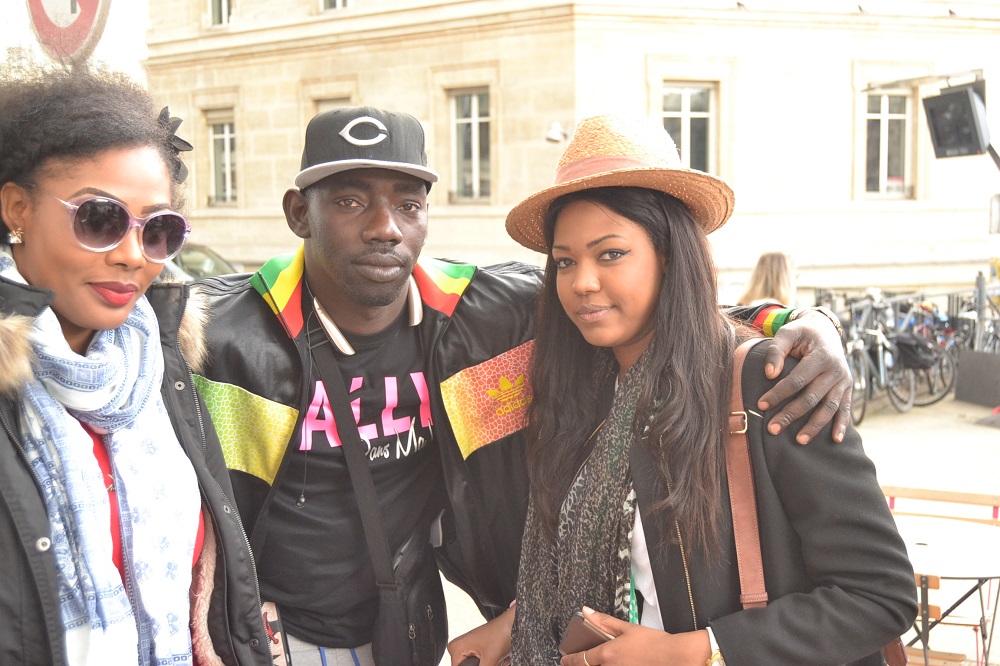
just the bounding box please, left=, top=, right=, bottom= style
left=725, top=338, right=908, bottom=666
left=726, top=337, right=769, bottom=609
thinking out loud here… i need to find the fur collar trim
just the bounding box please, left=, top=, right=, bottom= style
left=179, top=286, right=209, bottom=375
left=0, top=312, right=34, bottom=397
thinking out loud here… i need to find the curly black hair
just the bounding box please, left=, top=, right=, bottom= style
left=0, top=56, right=186, bottom=235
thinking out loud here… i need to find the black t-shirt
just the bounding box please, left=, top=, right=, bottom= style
left=256, top=307, right=444, bottom=647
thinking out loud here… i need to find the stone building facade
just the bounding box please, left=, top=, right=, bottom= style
left=145, top=0, right=1000, bottom=301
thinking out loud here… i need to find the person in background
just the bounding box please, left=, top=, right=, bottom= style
left=449, top=114, right=916, bottom=666
left=0, top=61, right=270, bottom=666
left=190, top=106, right=853, bottom=665
left=738, top=251, right=796, bottom=307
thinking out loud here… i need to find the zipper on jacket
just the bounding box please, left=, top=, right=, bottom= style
left=665, top=480, right=698, bottom=631
left=673, top=520, right=698, bottom=631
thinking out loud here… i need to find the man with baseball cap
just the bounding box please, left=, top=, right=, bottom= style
left=187, top=106, right=851, bottom=665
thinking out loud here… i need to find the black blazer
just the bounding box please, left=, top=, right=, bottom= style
left=631, top=341, right=917, bottom=666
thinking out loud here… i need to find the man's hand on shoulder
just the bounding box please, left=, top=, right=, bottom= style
left=758, top=308, right=851, bottom=445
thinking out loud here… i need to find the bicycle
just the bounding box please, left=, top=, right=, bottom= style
left=844, top=296, right=916, bottom=426
left=895, top=300, right=957, bottom=407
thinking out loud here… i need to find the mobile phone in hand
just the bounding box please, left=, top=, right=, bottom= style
left=558, top=611, right=614, bottom=656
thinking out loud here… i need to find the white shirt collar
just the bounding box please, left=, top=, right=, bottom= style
left=312, top=275, right=422, bottom=356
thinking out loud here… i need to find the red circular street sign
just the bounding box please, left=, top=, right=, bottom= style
left=27, top=0, right=112, bottom=61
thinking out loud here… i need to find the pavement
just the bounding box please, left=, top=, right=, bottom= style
left=441, top=394, right=1000, bottom=664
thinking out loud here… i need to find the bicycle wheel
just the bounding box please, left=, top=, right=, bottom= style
left=886, top=365, right=916, bottom=412
left=912, top=345, right=956, bottom=407
left=848, top=348, right=869, bottom=426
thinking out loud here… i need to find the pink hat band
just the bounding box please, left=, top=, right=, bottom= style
left=555, top=155, right=664, bottom=184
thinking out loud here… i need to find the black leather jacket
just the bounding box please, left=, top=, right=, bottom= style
left=192, top=256, right=543, bottom=621
left=0, top=278, right=271, bottom=666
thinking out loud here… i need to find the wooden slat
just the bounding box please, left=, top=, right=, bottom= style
left=882, top=485, right=1000, bottom=525
left=903, top=645, right=967, bottom=665
left=882, top=486, right=1000, bottom=507
left=889, top=510, right=1000, bottom=527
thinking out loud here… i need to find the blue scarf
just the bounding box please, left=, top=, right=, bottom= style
left=1, top=249, right=201, bottom=665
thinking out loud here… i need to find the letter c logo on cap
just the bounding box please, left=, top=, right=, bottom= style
left=339, top=117, right=389, bottom=147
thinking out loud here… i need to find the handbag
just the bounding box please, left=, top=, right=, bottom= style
left=727, top=338, right=907, bottom=666
left=311, top=329, right=447, bottom=666
left=894, top=332, right=937, bottom=370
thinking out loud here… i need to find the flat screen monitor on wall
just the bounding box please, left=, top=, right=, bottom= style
left=923, top=87, right=990, bottom=158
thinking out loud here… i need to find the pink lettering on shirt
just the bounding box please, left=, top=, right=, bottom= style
left=382, top=377, right=412, bottom=436
left=299, top=381, right=340, bottom=450
left=350, top=377, right=379, bottom=441
left=299, top=374, right=433, bottom=450
left=410, top=372, right=433, bottom=428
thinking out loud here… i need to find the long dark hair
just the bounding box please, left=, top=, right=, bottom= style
left=526, top=186, right=737, bottom=553
left=0, top=57, right=185, bottom=236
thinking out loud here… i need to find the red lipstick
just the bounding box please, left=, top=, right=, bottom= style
left=90, top=282, right=137, bottom=308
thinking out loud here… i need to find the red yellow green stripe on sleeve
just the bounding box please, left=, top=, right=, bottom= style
left=249, top=245, right=306, bottom=338
left=752, top=305, right=795, bottom=338
left=412, top=258, right=476, bottom=317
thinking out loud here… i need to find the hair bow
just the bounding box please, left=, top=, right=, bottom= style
left=159, top=106, right=193, bottom=184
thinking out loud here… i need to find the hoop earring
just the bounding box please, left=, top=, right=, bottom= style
left=7, top=228, right=23, bottom=244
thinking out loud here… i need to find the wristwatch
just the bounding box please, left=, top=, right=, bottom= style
left=790, top=306, right=843, bottom=338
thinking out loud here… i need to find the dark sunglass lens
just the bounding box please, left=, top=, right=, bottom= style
left=142, top=214, right=189, bottom=261
left=74, top=199, right=130, bottom=250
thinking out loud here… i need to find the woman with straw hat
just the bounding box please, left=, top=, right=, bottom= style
left=448, top=115, right=916, bottom=666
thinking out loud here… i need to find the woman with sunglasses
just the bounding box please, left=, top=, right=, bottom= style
left=449, top=115, right=916, bottom=665
left=0, top=63, right=270, bottom=665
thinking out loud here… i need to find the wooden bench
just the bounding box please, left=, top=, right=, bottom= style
left=882, top=486, right=1000, bottom=527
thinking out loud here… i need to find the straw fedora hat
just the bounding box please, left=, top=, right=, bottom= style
left=505, top=114, right=735, bottom=253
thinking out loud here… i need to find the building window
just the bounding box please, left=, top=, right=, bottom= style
left=211, top=0, right=232, bottom=25
left=451, top=90, right=490, bottom=201
left=661, top=83, right=715, bottom=173
left=323, top=0, right=348, bottom=9
left=865, top=93, right=911, bottom=196
left=208, top=111, right=237, bottom=204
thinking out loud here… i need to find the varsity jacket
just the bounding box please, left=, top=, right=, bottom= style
left=0, top=278, right=272, bottom=666
left=191, top=249, right=542, bottom=620
left=632, top=341, right=918, bottom=665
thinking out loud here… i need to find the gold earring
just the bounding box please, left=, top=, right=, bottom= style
left=8, top=228, right=23, bottom=244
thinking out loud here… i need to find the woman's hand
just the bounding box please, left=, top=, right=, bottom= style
left=447, top=606, right=514, bottom=666
left=759, top=309, right=852, bottom=445
left=559, top=607, right=711, bottom=666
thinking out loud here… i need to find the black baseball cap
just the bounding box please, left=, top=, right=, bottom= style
left=294, top=106, right=440, bottom=189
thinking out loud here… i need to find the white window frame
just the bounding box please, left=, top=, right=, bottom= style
left=207, top=111, right=237, bottom=205
left=450, top=89, right=491, bottom=202
left=210, top=0, right=232, bottom=26
left=661, top=82, right=717, bottom=173
left=864, top=91, right=913, bottom=198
